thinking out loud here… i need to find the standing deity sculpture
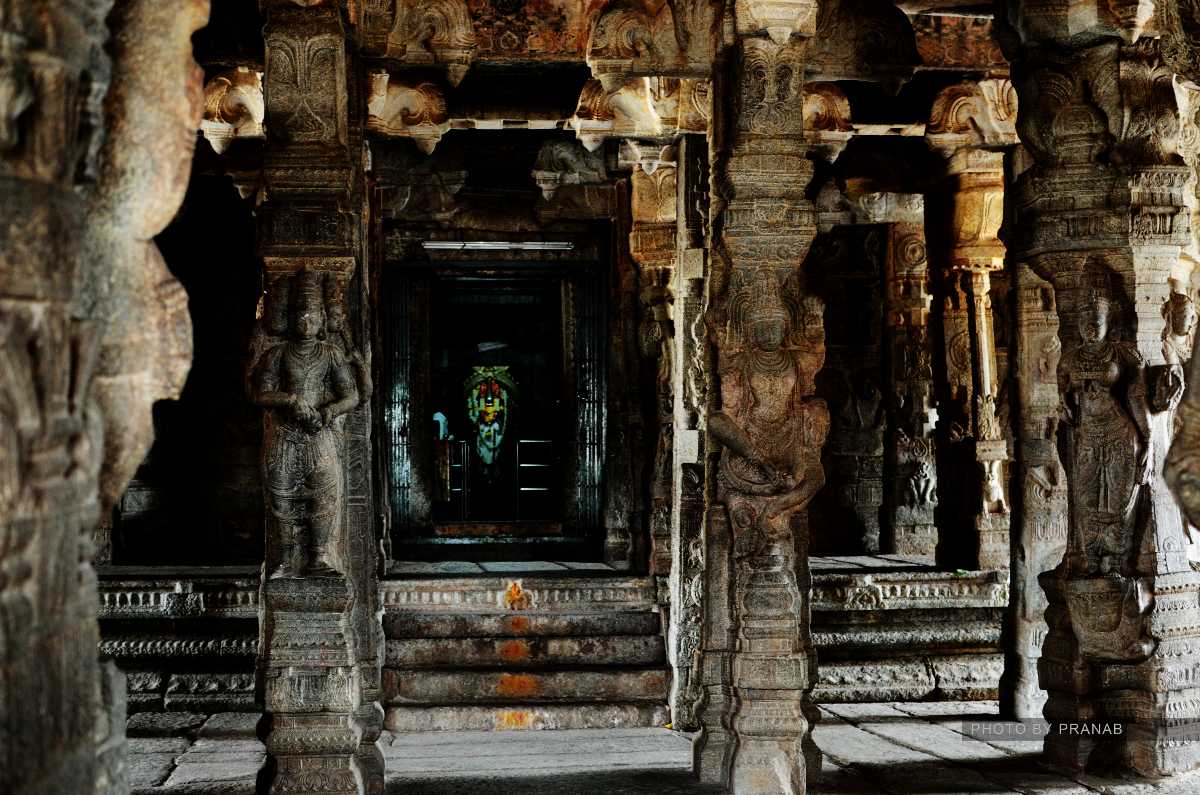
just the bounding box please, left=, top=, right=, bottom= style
left=250, top=270, right=360, bottom=577
left=1162, top=291, right=1197, bottom=367
left=708, top=279, right=828, bottom=559
left=1058, top=274, right=1156, bottom=577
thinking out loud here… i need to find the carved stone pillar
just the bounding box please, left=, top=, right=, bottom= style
left=628, top=142, right=679, bottom=583
left=1003, top=2, right=1200, bottom=773
left=697, top=3, right=826, bottom=789
left=253, top=4, right=382, bottom=793
left=1002, top=255, right=1068, bottom=719
left=668, top=133, right=710, bottom=729
left=928, top=84, right=1018, bottom=569
left=870, top=195, right=938, bottom=557
left=1, top=0, right=207, bottom=792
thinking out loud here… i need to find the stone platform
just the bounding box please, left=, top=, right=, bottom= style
left=98, top=557, right=1009, bottom=724
left=124, top=704, right=1200, bottom=794
left=812, top=555, right=1007, bottom=703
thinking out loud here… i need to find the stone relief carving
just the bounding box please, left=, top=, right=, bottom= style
left=387, top=0, right=477, bottom=85
left=1, top=0, right=208, bottom=791
left=1162, top=290, right=1197, bottom=366
left=1057, top=266, right=1157, bottom=576
left=265, top=10, right=348, bottom=147
left=809, top=0, right=920, bottom=89
left=587, top=0, right=720, bottom=86
left=570, top=77, right=711, bottom=151
left=366, top=71, right=450, bottom=153
left=250, top=269, right=364, bottom=578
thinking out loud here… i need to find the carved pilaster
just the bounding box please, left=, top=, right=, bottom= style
left=669, top=134, right=710, bottom=729
left=1003, top=8, right=1200, bottom=773
left=864, top=195, right=938, bottom=558
left=255, top=4, right=382, bottom=793
left=628, top=143, right=679, bottom=582
left=697, top=13, right=825, bottom=791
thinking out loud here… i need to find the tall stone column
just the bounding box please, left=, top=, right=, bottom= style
left=876, top=196, right=939, bottom=557
left=1004, top=1, right=1200, bottom=774
left=628, top=142, right=679, bottom=583
left=668, top=133, right=710, bottom=729
left=696, top=2, right=827, bottom=791
left=1002, top=255, right=1068, bottom=719
left=1, top=0, right=207, bottom=792
left=927, top=81, right=1018, bottom=570
left=251, top=3, right=382, bottom=793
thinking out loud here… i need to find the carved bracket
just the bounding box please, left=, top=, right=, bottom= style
left=201, top=67, right=265, bottom=154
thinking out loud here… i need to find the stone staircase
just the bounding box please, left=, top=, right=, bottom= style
left=381, top=575, right=671, bottom=732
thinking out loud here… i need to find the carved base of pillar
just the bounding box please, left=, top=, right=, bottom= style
left=893, top=523, right=938, bottom=557
left=1039, top=570, right=1200, bottom=777
left=976, top=513, right=1010, bottom=571
left=260, top=577, right=365, bottom=795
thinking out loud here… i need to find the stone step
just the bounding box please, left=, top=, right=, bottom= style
left=383, top=668, right=670, bottom=705
left=380, top=576, right=657, bottom=614
left=384, top=702, right=672, bottom=732
left=387, top=634, right=665, bottom=668
left=383, top=610, right=661, bottom=639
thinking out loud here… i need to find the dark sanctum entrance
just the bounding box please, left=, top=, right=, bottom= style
left=383, top=260, right=607, bottom=562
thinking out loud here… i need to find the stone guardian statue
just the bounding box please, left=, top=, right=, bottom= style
left=251, top=270, right=360, bottom=577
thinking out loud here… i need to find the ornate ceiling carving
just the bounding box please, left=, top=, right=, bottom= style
left=386, top=0, right=478, bottom=85
left=586, top=0, right=722, bottom=87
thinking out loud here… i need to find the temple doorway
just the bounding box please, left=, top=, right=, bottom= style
left=382, top=259, right=608, bottom=562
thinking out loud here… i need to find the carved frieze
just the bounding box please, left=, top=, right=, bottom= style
left=587, top=0, right=721, bottom=86
left=386, top=0, right=477, bottom=85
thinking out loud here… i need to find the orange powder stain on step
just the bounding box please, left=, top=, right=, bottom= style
left=497, top=674, right=540, bottom=697
left=498, top=640, right=532, bottom=662
left=503, top=615, right=531, bottom=633
left=495, top=710, right=533, bottom=730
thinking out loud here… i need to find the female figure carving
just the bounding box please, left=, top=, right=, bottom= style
left=1058, top=277, right=1152, bottom=575
left=708, top=279, right=827, bottom=558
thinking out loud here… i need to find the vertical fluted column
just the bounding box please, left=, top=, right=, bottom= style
left=1004, top=0, right=1200, bottom=774
left=697, top=3, right=825, bottom=791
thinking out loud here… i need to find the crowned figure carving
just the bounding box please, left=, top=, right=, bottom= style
left=250, top=269, right=362, bottom=578
left=1058, top=266, right=1157, bottom=580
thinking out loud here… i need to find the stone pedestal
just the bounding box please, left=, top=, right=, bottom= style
left=261, top=578, right=363, bottom=794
